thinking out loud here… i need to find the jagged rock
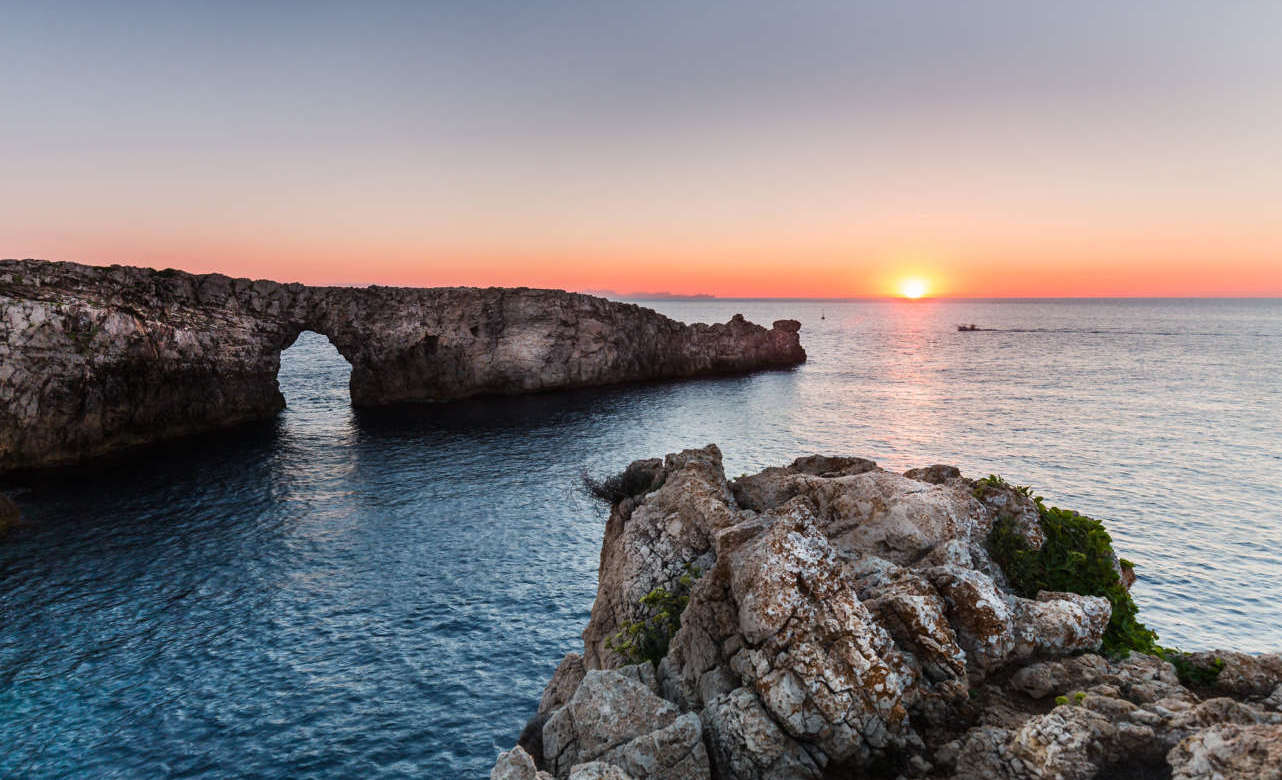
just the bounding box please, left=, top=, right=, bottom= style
left=1109, top=653, right=1188, bottom=705
left=492, top=745, right=556, bottom=780
left=582, top=446, right=738, bottom=669
left=491, top=448, right=1282, bottom=780
left=567, top=763, right=634, bottom=780
left=725, top=504, right=913, bottom=764
left=800, top=471, right=1016, bottom=570
left=543, top=669, right=680, bottom=777
left=1009, top=705, right=1116, bottom=780
left=1168, top=723, right=1282, bottom=780
left=852, top=561, right=969, bottom=724
left=657, top=536, right=744, bottom=711
left=1011, top=591, right=1111, bottom=659
left=903, top=464, right=962, bottom=484
left=0, top=260, right=804, bottom=472
left=730, top=455, right=875, bottom=511
left=1006, top=703, right=1157, bottom=780
left=1186, top=651, right=1282, bottom=700
left=953, top=657, right=1282, bottom=780
left=923, top=564, right=1018, bottom=674
left=1264, top=684, right=1282, bottom=711
left=614, top=661, right=660, bottom=696
left=1010, top=661, right=1066, bottom=700
left=540, top=653, right=588, bottom=715
left=1163, top=696, right=1278, bottom=741
left=947, top=726, right=1019, bottom=780
left=785, top=454, right=878, bottom=477
left=700, top=687, right=823, bottom=780
left=593, top=712, right=709, bottom=779
left=520, top=653, right=591, bottom=764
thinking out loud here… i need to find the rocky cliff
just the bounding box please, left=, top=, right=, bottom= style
left=492, top=447, right=1282, bottom=780
left=0, top=260, right=804, bottom=471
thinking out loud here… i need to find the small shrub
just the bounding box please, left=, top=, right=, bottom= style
left=1161, top=651, right=1226, bottom=687
left=986, top=487, right=1159, bottom=657
left=607, top=565, right=701, bottom=667
left=986, top=480, right=1231, bottom=680
left=1054, top=695, right=1069, bottom=706
left=1073, top=691, right=1086, bottom=703
left=973, top=474, right=1035, bottom=499
left=581, top=465, right=657, bottom=505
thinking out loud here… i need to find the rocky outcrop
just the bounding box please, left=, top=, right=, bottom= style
left=0, top=259, right=804, bottom=471
left=494, top=447, right=1282, bottom=779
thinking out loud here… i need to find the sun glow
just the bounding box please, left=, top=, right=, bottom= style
left=899, top=278, right=929, bottom=299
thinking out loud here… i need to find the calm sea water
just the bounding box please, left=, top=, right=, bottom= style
left=2, top=299, right=1280, bottom=778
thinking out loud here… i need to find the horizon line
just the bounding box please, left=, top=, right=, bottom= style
left=613, top=295, right=1282, bottom=301
left=6, top=258, right=1279, bottom=300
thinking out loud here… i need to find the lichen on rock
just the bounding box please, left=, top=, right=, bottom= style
left=496, top=446, right=1282, bottom=779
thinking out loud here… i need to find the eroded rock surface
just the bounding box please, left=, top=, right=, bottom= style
left=1168, top=722, right=1282, bottom=780
left=496, top=446, right=1282, bottom=779
left=0, top=259, right=804, bottom=471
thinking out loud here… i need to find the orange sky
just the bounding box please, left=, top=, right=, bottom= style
left=15, top=227, right=1281, bottom=299
left=4, top=2, right=1282, bottom=298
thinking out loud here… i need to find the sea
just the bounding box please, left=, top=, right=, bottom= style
left=1, top=298, right=1279, bottom=778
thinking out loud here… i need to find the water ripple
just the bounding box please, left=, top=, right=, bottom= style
left=2, top=300, right=1281, bottom=777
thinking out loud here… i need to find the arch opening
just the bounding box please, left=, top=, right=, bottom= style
left=277, top=330, right=354, bottom=414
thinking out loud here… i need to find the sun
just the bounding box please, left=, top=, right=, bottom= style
left=899, top=278, right=929, bottom=299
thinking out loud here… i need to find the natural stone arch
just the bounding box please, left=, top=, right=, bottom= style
left=0, top=258, right=805, bottom=471
left=273, top=327, right=356, bottom=410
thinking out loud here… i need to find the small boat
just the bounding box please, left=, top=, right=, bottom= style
left=957, top=323, right=979, bottom=332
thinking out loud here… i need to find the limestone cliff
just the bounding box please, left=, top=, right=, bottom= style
left=0, top=259, right=804, bottom=471
left=493, top=447, right=1282, bottom=780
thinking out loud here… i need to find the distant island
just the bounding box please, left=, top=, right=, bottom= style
left=583, top=290, right=719, bottom=301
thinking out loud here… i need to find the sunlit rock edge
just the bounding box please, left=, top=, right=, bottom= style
left=493, top=446, right=1282, bottom=780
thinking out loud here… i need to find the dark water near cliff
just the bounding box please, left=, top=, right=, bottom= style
left=2, top=298, right=1280, bottom=778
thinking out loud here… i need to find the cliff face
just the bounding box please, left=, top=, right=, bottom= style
left=493, top=447, right=1282, bottom=780
left=0, top=260, right=804, bottom=471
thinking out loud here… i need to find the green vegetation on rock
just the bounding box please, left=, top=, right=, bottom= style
left=607, top=564, right=701, bottom=667
left=984, top=478, right=1225, bottom=685
left=973, top=474, right=1034, bottom=498
left=987, top=496, right=1159, bottom=656
left=1164, top=652, right=1227, bottom=687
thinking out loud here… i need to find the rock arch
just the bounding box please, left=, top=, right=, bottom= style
left=0, top=259, right=805, bottom=472
left=274, top=328, right=355, bottom=409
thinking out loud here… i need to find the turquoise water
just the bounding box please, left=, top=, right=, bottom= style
left=1, top=299, right=1279, bottom=777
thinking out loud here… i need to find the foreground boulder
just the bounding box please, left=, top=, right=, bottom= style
left=0, top=259, right=805, bottom=471
left=495, top=446, right=1282, bottom=779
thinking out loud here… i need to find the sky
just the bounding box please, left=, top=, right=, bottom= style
left=2, top=0, right=1280, bottom=297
